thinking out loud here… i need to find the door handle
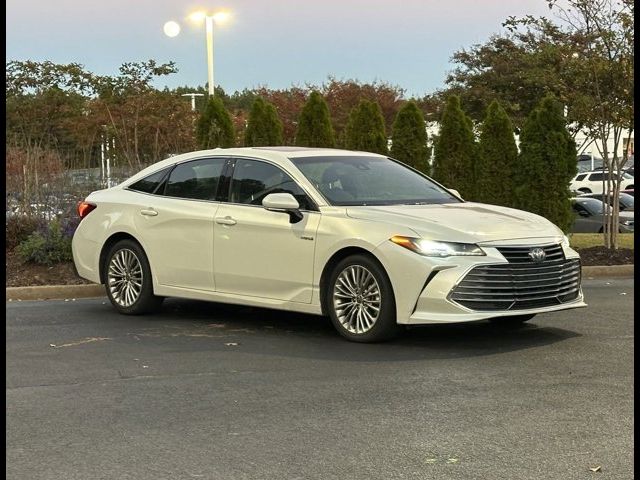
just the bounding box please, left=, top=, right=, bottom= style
left=215, top=216, right=237, bottom=226
left=140, top=208, right=158, bottom=217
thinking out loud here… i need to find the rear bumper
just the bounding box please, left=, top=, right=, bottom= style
left=71, top=227, right=101, bottom=284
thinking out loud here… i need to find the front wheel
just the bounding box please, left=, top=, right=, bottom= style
left=104, top=239, right=163, bottom=315
left=326, top=254, right=400, bottom=343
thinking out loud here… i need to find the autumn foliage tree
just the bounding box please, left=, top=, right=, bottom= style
left=244, top=97, right=284, bottom=146
left=390, top=101, right=429, bottom=172
left=320, top=78, right=405, bottom=146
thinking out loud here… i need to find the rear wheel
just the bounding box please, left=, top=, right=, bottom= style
left=488, top=314, right=535, bottom=328
left=104, top=239, right=163, bottom=315
left=326, top=254, right=400, bottom=343
left=578, top=188, right=592, bottom=194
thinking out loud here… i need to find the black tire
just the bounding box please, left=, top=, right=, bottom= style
left=104, top=239, right=163, bottom=315
left=325, top=254, right=400, bottom=343
left=488, top=314, right=536, bottom=327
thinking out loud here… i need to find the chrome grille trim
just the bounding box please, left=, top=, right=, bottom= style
left=496, top=244, right=565, bottom=264
left=448, top=244, right=581, bottom=311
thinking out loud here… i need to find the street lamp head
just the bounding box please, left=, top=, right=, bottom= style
left=212, top=11, right=230, bottom=23
left=188, top=11, right=207, bottom=23
left=188, top=10, right=230, bottom=24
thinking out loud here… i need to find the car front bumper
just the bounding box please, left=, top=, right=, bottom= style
left=373, top=238, right=587, bottom=325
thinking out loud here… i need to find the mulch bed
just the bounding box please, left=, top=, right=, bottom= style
left=5, top=246, right=634, bottom=288
left=6, top=249, right=91, bottom=287
left=573, top=246, right=634, bottom=266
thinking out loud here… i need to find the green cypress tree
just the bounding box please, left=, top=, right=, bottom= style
left=244, top=97, right=283, bottom=146
left=432, top=95, right=477, bottom=198
left=295, top=91, right=335, bottom=147
left=476, top=100, right=518, bottom=206
left=195, top=96, right=235, bottom=149
left=390, top=101, right=429, bottom=172
left=344, top=99, right=388, bottom=155
left=514, top=95, right=577, bottom=232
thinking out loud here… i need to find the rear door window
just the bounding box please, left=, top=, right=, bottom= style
left=163, top=158, right=227, bottom=201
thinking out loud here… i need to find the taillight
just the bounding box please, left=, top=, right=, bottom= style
left=77, top=201, right=97, bottom=219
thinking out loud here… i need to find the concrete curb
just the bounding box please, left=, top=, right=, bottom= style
left=581, top=264, right=634, bottom=278
left=5, top=264, right=634, bottom=301
left=6, top=284, right=105, bottom=301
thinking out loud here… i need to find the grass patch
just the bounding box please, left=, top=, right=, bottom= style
left=569, top=233, right=634, bottom=250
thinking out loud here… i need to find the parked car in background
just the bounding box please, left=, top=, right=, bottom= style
left=621, top=189, right=635, bottom=197
left=72, top=147, right=586, bottom=342
left=570, top=197, right=634, bottom=233
left=576, top=154, right=603, bottom=172
left=578, top=192, right=634, bottom=211
left=569, top=170, right=634, bottom=194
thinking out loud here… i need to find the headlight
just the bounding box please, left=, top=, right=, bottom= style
left=390, top=236, right=485, bottom=257
left=621, top=220, right=634, bottom=226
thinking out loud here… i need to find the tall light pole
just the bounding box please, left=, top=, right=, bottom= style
left=188, top=11, right=230, bottom=96
left=181, top=93, right=205, bottom=111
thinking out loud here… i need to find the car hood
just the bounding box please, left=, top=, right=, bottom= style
left=346, top=202, right=563, bottom=243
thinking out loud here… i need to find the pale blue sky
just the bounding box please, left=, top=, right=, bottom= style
left=6, top=0, right=552, bottom=97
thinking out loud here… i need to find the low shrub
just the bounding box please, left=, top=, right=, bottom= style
left=5, top=215, right=43, bottom=250
left=17, top=218, right=73, bottom=265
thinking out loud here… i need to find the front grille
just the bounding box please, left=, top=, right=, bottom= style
left=496, top=244, right=565, bottom=263
left=449, top=244, right=581, bottom=311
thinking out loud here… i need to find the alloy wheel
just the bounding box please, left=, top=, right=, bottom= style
left=107, top=248, right=143, bottom=308
left=332, top=265, right=382, bottom=334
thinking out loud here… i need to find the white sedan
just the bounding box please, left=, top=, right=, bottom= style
left=72, top=147, right=586, bottom=342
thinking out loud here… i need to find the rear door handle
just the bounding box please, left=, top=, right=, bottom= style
left=140, top=208, right=158, bottom=217
left=215, top=216, right=237, bottom=226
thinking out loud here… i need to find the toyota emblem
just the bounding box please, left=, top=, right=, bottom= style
left=528, top=247, right=546, bottom=263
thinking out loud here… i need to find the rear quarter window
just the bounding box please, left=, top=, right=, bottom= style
left=129, top=168, right=171, bottom=194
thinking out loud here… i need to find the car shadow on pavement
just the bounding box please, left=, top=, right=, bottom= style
left=135, top=299, right=582, bottom=362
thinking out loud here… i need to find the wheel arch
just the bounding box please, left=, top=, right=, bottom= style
left=319, top=246, right=390, bottom=316
left=99, top=232, right=144, bottom=284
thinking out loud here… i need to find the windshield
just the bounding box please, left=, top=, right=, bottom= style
left=290, top=156, right=459, bottom=206
left=619, top=193, right=634, bottom=208
left=578, top=198, right=605, bottom=215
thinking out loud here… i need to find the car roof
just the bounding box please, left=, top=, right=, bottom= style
left=247, top=146, right=385, bottom=158
left=119, top=147, right=387, bottom=188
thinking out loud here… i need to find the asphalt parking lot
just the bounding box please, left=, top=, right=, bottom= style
left=6, top=278, right=633, bottom=480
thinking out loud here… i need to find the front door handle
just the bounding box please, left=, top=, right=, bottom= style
left=140, top=208, right=158, bottom=217
left=215, top=216, right=237, bottom=226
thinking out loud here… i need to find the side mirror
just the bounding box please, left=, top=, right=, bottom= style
left=448, top=188, right=462, bottom=199
left=262, top=193, right=303, bottom=223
